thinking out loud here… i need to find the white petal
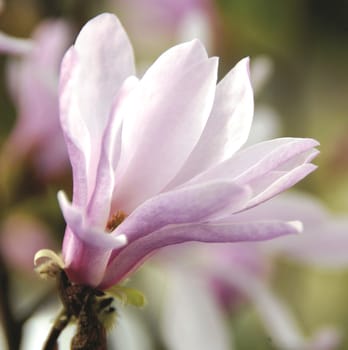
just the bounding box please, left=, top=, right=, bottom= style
left=60, top=13, right=135, bottom=204
left=86, top=76, right=139, bottom=227
left=161, top=268, right=231, bottom=350
left=168, top=57, right=253, bottom=187
left=113, top=40, right=218, bottom=212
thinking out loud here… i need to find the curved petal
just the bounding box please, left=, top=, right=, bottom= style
left=186, top=138, right=319, bottom=187
left=86, top=76, right=140, bottom=227
left=60, top=13, right=135, bottom=204
left=62, top=229, right=113, bottom=286
left=58, top=191, right=127, bottom=250
left=59, top=47, right=90, bottom=206
left=59, top=191, right=126, bottom=286
left=112, top=181, right=251, bottom=243
left=112, top=40, right=218, bottom=212
left=73, top=13, right=135, bottom=144
left=245, top=163, right=317, bottom=209
left=167, top=57, right=254, bottom=188
left=100, top=220, right=300, bottom=288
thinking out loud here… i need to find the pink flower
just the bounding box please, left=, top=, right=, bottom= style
left=58, top=13, right=319, bottom=288
left=0, top=21, right=71, bottom=178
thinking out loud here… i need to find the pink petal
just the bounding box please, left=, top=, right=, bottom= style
left=100, top=220, right=300, bottom=288
left=73, top=13, right=135, bottom=147
left=86, top=76, right=140, bottom=227
left=168, top=57, right=254, bottom=188
left=62, top=229, right=113, bottom=286
left=59, top=191, right=126, bottom=286
left=58, top=191, right=127, bottom=250
left=60, top=13, right=135, bottom=204
left=112, top=181, right=251, bottom=243
left=112, top=40, right=218, bottom=212
left=187, top=138, right=319, bottom=187
left=245, top=163, right=317, bottom=209
left=59, top=47, right=89, bottom=207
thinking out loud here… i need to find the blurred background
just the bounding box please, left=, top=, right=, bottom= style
left=0, top=0, right=348, bottom=349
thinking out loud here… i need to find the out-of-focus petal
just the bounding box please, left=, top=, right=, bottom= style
left=4, top=20, right=70, bottom=175
left=110, top=309, right=154, bottom=350
left=113, top=40, right=218, bottom=212
left=265, top=218, right=348, bottom=268
left=0, top=31, right=32, bottom=54
left=101, top=220, right=300, bottom=288
left=0, top=214, right=56, bottom=273
left=227, top=192, right=330, bottom=225
left=161, top=267, right=232, bottom=350
left=250, top=56, right=274, bottom=95
left=220, top=270, right=341, bottom=350
left=168, top=57, right=253, bottom=187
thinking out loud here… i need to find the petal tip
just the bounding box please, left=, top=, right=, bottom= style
left=288, top=220, right=303, bottom=233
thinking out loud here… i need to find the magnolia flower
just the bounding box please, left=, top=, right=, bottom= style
left=57, top=13, right=318, bottom=289
left=0, top=20, right=70, bottom=178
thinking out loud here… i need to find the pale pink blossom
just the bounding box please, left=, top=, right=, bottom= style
left=0, top=214, right=56, bottom=274
left=0, top=21, right=71, bottom=178
left=58, top=13, right=318, bottom=288
left=110, top=0, right=215, bottom=61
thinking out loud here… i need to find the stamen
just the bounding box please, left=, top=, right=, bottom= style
left=34, top=249, right=65, bottom=279
left=106, top=211, right=127, bottom=232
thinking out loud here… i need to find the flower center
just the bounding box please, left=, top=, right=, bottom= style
left=106, top=211, right=127, bottom=232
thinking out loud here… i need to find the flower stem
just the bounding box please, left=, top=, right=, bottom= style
left=43, top=270, right=109, bottom=349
